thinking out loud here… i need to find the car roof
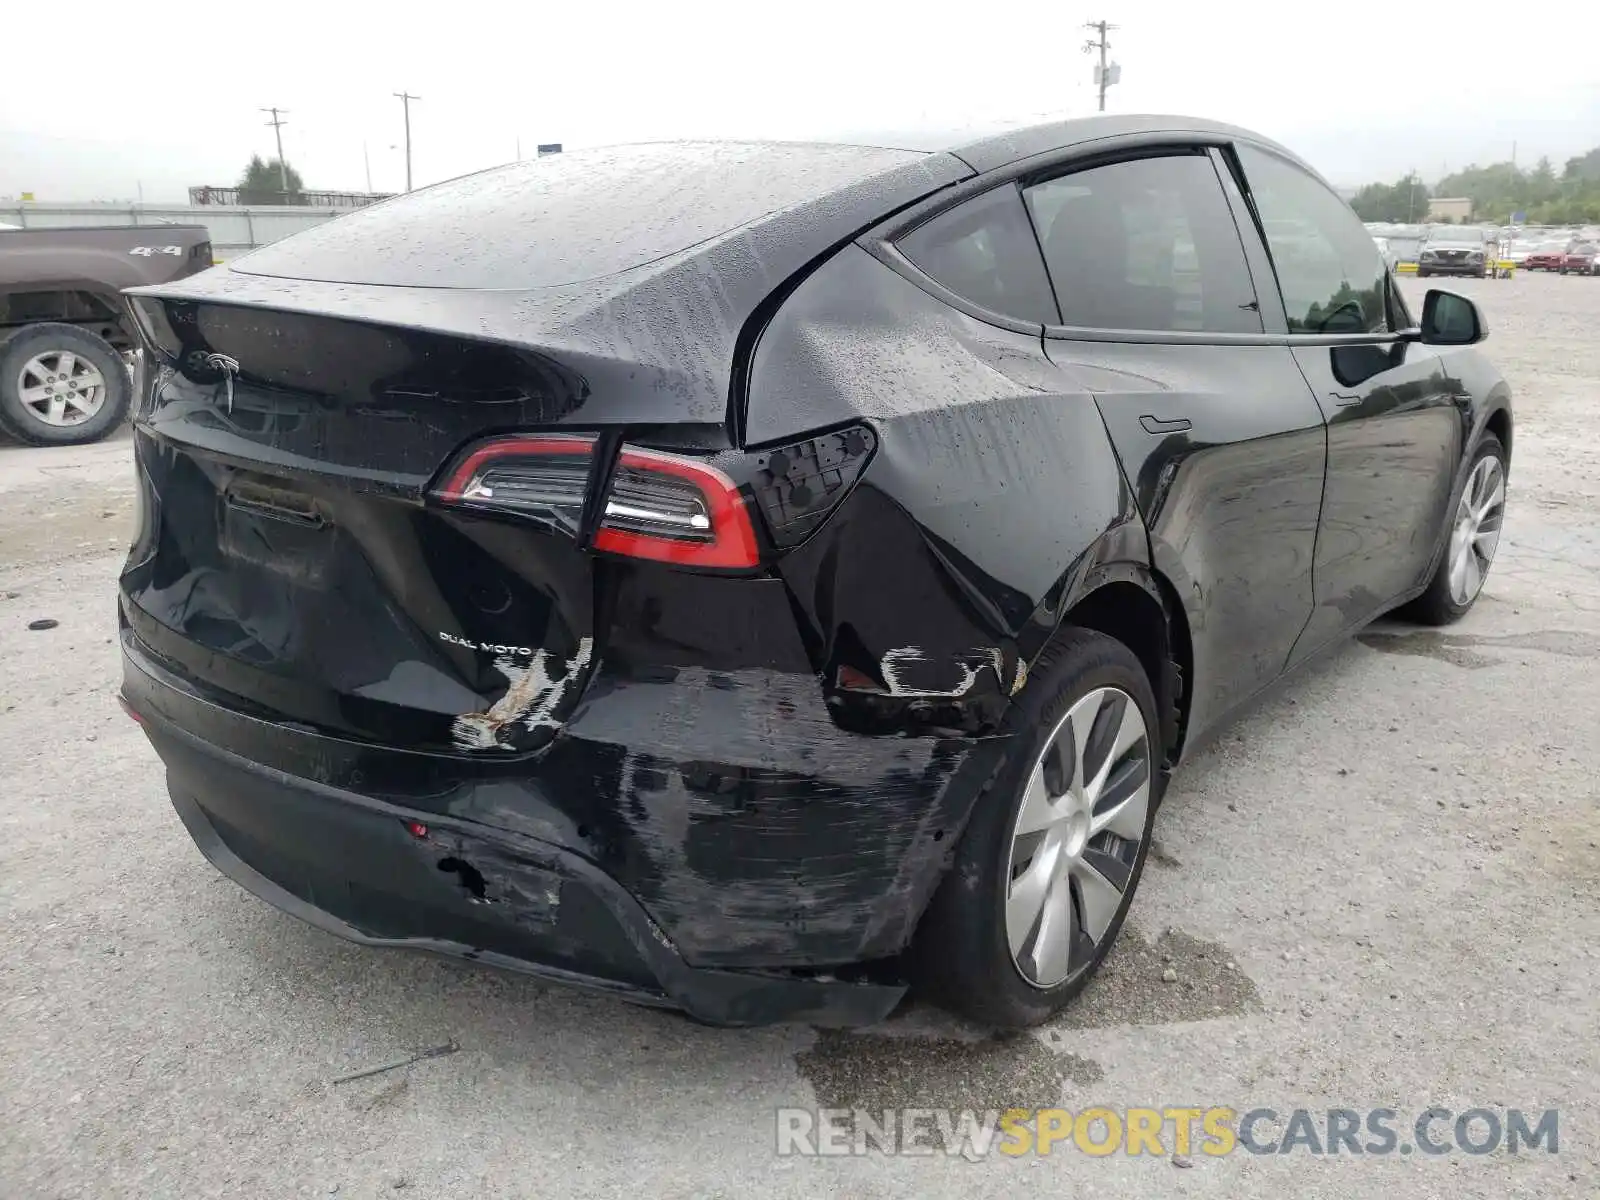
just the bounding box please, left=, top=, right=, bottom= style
left=220, top=116, right=1315, bottom=293
left=838, top=112, right=1316, bottom=177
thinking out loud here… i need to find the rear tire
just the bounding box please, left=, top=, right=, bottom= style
left=0, top=323, right=130, bottom=446
left=1401, top=433, right=1506, bottom=626
left=913, top=628, right=1161, bottom=1028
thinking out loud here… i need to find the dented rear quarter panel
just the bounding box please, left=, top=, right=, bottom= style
left=620, top=242, right=1156, bottom=959
left=751, top=244, right=1150, bottom=672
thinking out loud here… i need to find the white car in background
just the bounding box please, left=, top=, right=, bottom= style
left=1372, top=235, right=1396, bottom=271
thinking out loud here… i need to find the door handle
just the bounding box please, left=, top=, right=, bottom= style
left=1139, top=415, right=1192, bottom=435
left=1328, top=392, right=1363, bottom=407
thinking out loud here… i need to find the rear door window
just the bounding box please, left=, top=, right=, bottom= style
left=1235, top=144, right=1389, bottom=335
left=896, top=184, right=1061, bottom=325
left=1023, top=153, right=1262, bottom=334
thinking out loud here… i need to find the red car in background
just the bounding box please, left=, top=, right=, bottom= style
left=1560, top=239, right=1599, bottom=275
left=1524, top=244, right=1567, bottom=271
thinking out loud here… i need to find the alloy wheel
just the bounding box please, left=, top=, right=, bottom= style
left=1447, top=455, right=1505, bottom=606
left=1006, top=685, right=1151, bottom=989
left=16, top=350, right=107, bottom=427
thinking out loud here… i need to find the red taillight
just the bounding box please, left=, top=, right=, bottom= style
left=117, top=694, right=143, bottom=723
left=435, top=434, right=596, bottom=537
left=592, top=446, right=759, bottom=570
left=433, top=436, right=760, bottom=570
left=437, top=434, right=596, bottom=498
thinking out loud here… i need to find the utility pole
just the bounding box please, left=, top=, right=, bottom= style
left=394, top=92, right=420, bottom=192
left=1083, top=21, right=1118, bottom=112
left=261, top=107, right=290, bottom=193
left=363, top=141, right=373, bottom=193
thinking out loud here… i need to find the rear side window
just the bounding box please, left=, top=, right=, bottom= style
left=1023, top=153, right=1262, bottom=334
left=1235, top=144, right=1389, bottom=335
left=896, top=185, right=1060, bottom=325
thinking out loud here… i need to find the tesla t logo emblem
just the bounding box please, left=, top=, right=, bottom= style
left=204, top=353, right=239, bottom=414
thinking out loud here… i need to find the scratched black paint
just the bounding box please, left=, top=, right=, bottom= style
left=119, top=119, right=1512, bottom=1025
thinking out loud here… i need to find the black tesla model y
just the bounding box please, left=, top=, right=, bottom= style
left=120, top=116, right=1511, bottom=1028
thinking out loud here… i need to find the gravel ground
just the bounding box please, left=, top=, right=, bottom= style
left=1, top=276, right=1597, bottom=1198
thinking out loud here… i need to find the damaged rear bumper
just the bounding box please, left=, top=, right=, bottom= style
left=142, top=706, right=905, bottom=1028
left=120, top=629, right=1014, bottom=1027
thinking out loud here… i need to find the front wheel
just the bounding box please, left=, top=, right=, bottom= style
left=1401, top=433, right=1506, bottom=625
left=913, top=628, right=1160, bottom=1028
left=0, top=323, right=131, bottom=446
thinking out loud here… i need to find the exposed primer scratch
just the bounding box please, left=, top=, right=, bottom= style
left=451, top=637, right=595, bottom=751
left=878, top=646, right=1003, bottom=699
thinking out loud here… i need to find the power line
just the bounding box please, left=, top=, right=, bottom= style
left=260, top=107, right=290, bottom=192
left=1083, top=22, right=1118, bottom=112
left=394, top=92, right=420, bottom=192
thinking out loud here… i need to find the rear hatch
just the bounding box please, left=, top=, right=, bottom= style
left=120, top=142, right=965, bottom=757
left=121, top=301, right=609, bottom=756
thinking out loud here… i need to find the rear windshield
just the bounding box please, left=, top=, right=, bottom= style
left=232, top=142, right=923, bottom=290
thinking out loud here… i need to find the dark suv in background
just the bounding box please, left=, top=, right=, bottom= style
left=1417, top=225, right=1492, bottom=277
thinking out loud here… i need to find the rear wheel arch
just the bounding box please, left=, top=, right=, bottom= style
left=1049, top=567, right=1192, bottom=767
left=3, top=288, right=135, bottom=349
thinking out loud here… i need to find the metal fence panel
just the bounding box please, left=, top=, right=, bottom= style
left=0, top=202, right=350, bottom=259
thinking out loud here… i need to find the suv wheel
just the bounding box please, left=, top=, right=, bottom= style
left=913, top=628, right=1161, bottom=1028
left=0, top=323, right=130, bottom=446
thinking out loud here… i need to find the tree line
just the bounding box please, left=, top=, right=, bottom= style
left=1350, top=145, right=1600, bottom=225
left=237, top=155, right=308, bottom=205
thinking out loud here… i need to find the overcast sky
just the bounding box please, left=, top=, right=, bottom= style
left=4, top=0, right=1599, bottom=202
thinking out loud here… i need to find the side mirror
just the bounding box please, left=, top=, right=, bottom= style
left=1419, top=289, right=1487, bottom=346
